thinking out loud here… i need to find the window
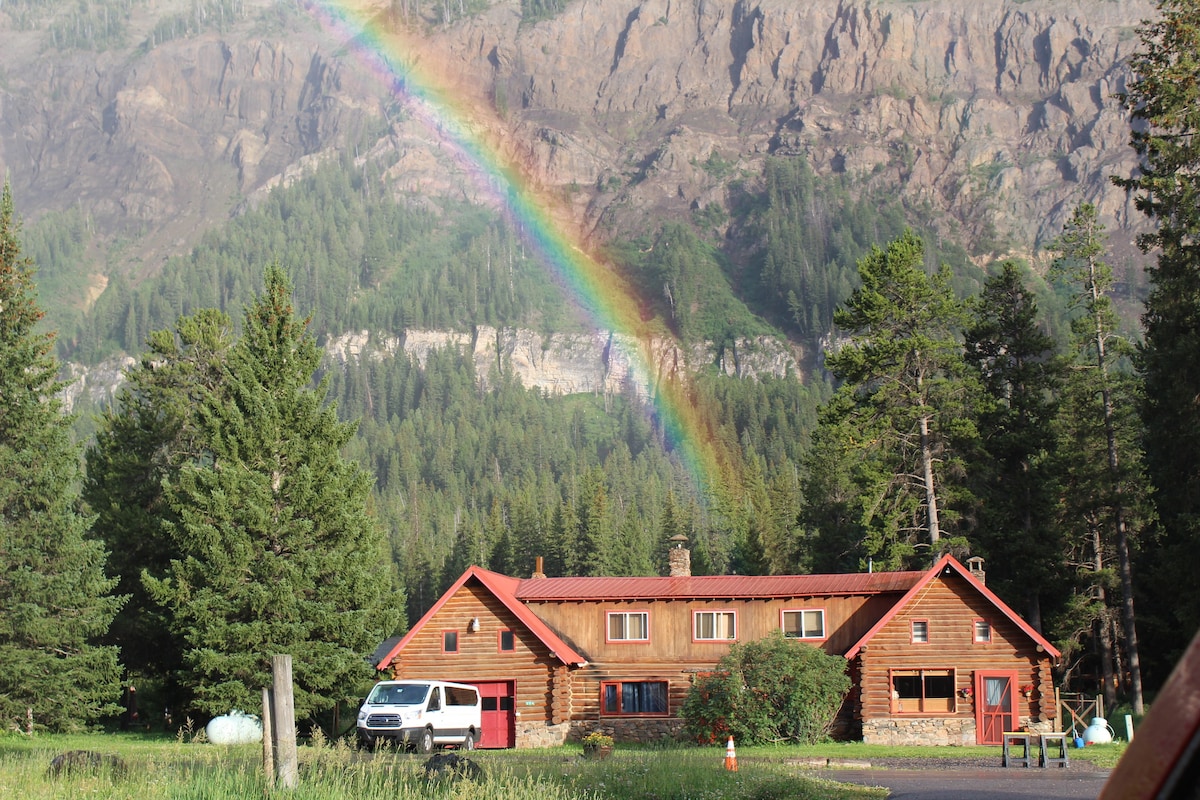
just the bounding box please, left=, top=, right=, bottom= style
left=442, top=631, right=458, bottom=653
left=607, top=611, right=649, bottom=642
left=911, top=619, right=929, bottom=644
left=499, top=629, right=515, bottom=651
left=974, top=619, right=992, bottom=643
left=693, top=610, right=737, bottom=641
left=782, top=609, right=826, bottom=640
left=601, top=681, right=669, bottom=716
left=891, top=669, right=956, bottom=714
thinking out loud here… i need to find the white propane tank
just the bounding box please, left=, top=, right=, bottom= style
left=1082, top=716, right=1115, bottom=745
left=206, top=710, right=263, bottom=744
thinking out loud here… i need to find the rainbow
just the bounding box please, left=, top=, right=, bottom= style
left=305, top=1, right=729, bottom=498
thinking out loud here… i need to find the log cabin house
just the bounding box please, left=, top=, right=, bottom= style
left=375, top=548, right=1060, bottom=747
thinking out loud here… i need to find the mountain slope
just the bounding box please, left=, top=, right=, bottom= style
left=0, top=0, right=1153, bottom=343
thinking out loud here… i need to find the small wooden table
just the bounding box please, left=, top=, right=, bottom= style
left=1039, top=732, right=1071, bottom=768
left=1002, top=732, right=1034, bottom=767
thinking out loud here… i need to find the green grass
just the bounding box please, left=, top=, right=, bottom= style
left=0, top=734, right=885, bottom=800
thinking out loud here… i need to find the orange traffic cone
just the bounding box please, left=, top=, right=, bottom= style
left=724, top=736, right=738, bottom=771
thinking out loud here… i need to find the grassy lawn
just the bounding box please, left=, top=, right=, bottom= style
left=0, top=733, right=885, bottom=800
left=0, top=732, right=1125, bottom=799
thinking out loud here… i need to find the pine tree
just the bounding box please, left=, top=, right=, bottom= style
left=145, top=265, right=404, bottom=718
left=84, top=309, right=234, bottom=701
left=963, top=261, right=1065, bottom=632
left=0, top=183, right=123, bottom=731
left=817, top=230, right=975, bottom=567
left=1048, top=203, right=1150, bottom=714
left=1114, top=0, right=1200, bottom=677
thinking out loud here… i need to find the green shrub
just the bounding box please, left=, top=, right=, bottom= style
left=680, top=631, right=850, bottom=745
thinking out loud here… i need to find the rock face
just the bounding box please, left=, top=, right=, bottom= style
left=1, top=0, right=1154, bottom=274
left=324, top=326, right=801, bottom=399
left=66, top=326, right=797, bottom=411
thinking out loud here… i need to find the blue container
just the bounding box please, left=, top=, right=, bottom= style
left=1074, top=736, right=1085, bottom=749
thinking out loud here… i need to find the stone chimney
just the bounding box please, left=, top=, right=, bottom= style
left=668, top=534, right=691, bottom=578
left=532, top=556, right=546, bottom=580
left=966, top=556, right=986, bottom=585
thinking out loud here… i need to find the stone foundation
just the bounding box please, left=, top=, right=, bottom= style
left=863, top=717, right=977, bottom=746
left=516, top=720, right=571, bottom=748
left=515, top=718, right=686, bottom=748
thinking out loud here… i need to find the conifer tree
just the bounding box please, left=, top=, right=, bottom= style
left=1048, top=203, right=1150, bottom=714
left=815, top=230, right=975, bottom=568
left=84, top=309, right=234, bottom=700
left=1115, top=0, right=1200, bottom=676
left=0, top=183, right=123, bottom=731
left=146, top=265, right=403, bottom=718
left=963, top=262, right=1065, bottom=632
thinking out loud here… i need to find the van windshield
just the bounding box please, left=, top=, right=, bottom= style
left=367, top=684, right=430, bottom=705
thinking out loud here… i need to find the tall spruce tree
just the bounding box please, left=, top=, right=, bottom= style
left=145, top=266, right=403, bottom=718
left=814, top=230, right=975, bottom=568
left=1049, top=203, right=1151, bottom=713
left=0, top=183, right=123, bottom=731
left=1115, top=0, right=1200, bottom=677
left=84, top=309, right=234, bottom=703
left=963, top=262, right=1065, bottom=632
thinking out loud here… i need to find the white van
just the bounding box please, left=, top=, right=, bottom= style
left=357, top=680, right=482, bottom=752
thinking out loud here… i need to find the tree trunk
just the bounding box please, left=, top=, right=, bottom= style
left=1093, top=276, right=1145, bottom=714
left=1092, top=524, right=1117, bottom=712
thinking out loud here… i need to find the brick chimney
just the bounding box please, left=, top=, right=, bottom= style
left=668, top=534, right=691, bottom=577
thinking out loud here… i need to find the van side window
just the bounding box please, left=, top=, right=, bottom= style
left=427, top=687, right=441, bottom=711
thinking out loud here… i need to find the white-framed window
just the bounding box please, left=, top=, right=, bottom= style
left=781, top=608, right=826, bottom=640
left=693, top=610, right=736, bottom=641
left=911, top=619, right=929, bottom=644
left=607, top=611, right=650, bottom=642
left=974, top=619, right=992, bottom=643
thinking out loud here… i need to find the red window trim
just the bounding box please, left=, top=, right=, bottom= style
left=973, top=618, right=992, bottom=644
left=442, top=630, right=459, bottom=654
left=692, top=609, right=738, bottom=643
left=599, top=680, right=671, bottom=718
left=780, top=607, right=828, bottom=641
left=889, top=667, right=959, bottom=715
left=605, top=610, right=651, bottom=644
left=911, top=618, right=930, bottom=644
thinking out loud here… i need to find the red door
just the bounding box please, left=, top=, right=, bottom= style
left=473, top=681, right=515, bottom=748
left=975, top=671, right=1017, bottom=745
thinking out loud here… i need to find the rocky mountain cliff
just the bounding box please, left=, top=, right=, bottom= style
left=0, top=0, right=1156, bottom=370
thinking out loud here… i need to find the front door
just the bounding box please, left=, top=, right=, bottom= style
left=473, top=681, right=515, bottom=748
left=975, top=671, right=1017, bottom=745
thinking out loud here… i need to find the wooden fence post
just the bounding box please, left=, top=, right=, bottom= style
left=262, top=687, right=275, bottom=791
left=270, top=655, right=298, bottom=790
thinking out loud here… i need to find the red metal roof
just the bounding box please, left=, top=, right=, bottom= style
left=375, top=566, right=588, bottom=670
left=843, top=553, right=1061, bottom=659
left=515, top=571, right=924, bottom=601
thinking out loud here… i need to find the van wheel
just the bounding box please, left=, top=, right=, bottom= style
left=463, top=731, right=476, bottom=751
left=418, top=728, right=435, bottom=754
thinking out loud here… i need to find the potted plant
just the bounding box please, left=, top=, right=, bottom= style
left=582, top=730, right=614, bottom=760
left=1021, top=684, right=1034, bottom=698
